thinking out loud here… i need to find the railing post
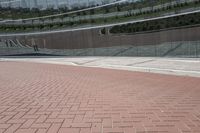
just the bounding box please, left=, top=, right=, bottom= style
left=155, top=43, right=157, bottom=57
left=196, top=41, right=199, bottom=58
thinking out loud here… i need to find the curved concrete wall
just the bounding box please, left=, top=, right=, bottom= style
left=3, top=26, right=200, bottom=49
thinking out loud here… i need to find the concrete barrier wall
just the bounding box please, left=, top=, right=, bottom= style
left=2, top=26, right=200, bottom=49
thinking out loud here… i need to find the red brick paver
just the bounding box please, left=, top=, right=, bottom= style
left=0, top=61, right=200, bottom=133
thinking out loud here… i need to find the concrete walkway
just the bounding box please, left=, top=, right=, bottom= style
left=2, top=57, right=200, bottom=77
left=0, top=61, right=200, bottom=133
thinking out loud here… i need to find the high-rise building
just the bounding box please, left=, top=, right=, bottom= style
left=55, top=0, right=59, bottom=9
left=33, top=0, right=38, bottom=8
left=0, top=0, right=128, bottom=10
left=21, top=0, right=27, bottom=8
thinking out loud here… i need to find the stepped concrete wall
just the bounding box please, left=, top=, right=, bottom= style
left=1, top=26, right=200, bottom=49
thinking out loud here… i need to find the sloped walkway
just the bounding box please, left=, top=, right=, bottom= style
left=2, top=57, right=200, bottom=77
left=0, top=61, right=200, bottom=133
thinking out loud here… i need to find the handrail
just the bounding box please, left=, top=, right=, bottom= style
left=8, top=39, right=18, bottom=47
left=16, top=39, right=26, bottom=48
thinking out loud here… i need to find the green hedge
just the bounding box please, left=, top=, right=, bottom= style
left=109, top=12, right=200, bottom=34
left=0, top=0, right=179, bottom=19
left=1, top=0, right=200, bottom=33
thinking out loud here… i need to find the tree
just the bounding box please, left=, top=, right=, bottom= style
left=82, top=11, right=86, bottom=16
left=149, top=0, right=156, bottom=12
left=90, top=9, right=94, bottom=15
left=105, top=7, right=110, bottom=13
left=116, top=5, right=121, bottom=12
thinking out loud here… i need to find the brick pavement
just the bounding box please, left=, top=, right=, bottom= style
left=0, top=61, right=200, bottom=133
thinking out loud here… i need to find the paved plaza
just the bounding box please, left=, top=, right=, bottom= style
left=0, top=59, right=200, bottom=133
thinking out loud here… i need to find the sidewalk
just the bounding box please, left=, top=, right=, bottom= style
left=2, top=57, right=200, bottom=77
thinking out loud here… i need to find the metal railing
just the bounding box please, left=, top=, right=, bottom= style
left=0, top=40, right=199, bottom=57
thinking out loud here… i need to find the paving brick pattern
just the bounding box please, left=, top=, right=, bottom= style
left=0, top=62, right=200, bottom=133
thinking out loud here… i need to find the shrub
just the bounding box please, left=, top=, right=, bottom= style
left=101, top=28, right=106, bottom=35
left=110, top=12, right=200, bottom=34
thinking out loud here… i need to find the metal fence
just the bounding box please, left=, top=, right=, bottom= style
left=0, top=40, right=200, bottom=57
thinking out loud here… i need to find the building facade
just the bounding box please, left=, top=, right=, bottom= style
left=0, top=0, right=119, bottom=10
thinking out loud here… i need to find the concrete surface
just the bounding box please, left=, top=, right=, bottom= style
left=1, top=57, right=200, bottom=77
